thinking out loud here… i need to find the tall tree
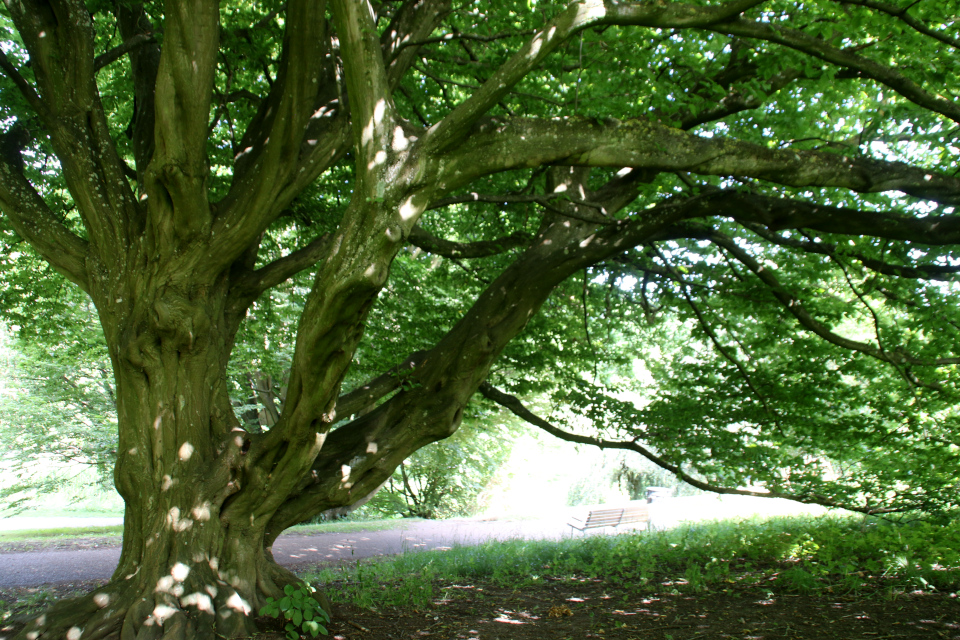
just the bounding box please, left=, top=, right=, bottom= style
left=0, top=0, right=958, bottom=638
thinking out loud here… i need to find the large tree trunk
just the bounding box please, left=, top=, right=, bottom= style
left=17, top=278, right=312, bottom=640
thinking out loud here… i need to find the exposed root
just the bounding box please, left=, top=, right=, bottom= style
left=11, top=564, right=294, bottom=640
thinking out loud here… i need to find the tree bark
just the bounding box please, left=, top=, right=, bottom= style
left=17, top=270, right=308, bottom=639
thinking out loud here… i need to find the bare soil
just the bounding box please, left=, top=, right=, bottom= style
left=3, top=575, right=959, bottom=639
left=293, top=579, right=959, bottom=640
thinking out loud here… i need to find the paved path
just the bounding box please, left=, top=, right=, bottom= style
left=0, top=495, right=827, bottom=588
left=0, top=518, right=574, bottom=588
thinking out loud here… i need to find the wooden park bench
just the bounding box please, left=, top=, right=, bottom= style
left=567, top=504, right=650, bottom=534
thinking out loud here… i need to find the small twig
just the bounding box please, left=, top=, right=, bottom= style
left=347, top=620, right=370, bottom=632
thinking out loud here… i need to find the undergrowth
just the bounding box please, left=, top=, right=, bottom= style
left=305, top=514, right=960, bottom=610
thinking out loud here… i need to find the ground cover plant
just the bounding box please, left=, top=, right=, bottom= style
left=309, top=515, right=960, bottom=606
left=1, top=0, right=959, bottom=637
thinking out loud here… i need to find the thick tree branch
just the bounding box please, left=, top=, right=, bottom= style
left=380, top=0, right=453, bottom=90
left=228, top=233, right=333, bottom=305
left=408, top=227, right=532, bottom=258
left=5, top=0, right=139, bottom=258
left=212, top=0, right=336, bottom=271
left=0, top=51, right=47, bottom=118
left=744, top=223, right=960, bottom=280
left=723, top=192, right=960, bottom=244
left=141, top=0, right=220, bottom=257
left=441, top=117, right=960, bottom=206
left=707, top=17, right=960, bottom=124
left=223, top=0, right=447, bottom=255
left=0, top=166, right=90, bottom=291
left=94, top=32, right=157, bottom=71
left=331, top=0, right=397, bottom=167
left=478, top=382, right=913, bottom=515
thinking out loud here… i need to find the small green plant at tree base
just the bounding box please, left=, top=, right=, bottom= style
left=259, top=584, right=331, bottom=639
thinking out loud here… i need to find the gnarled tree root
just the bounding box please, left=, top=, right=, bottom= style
left=14, top=559, right=308, bottom=640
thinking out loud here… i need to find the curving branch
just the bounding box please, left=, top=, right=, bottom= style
left=478, top=383, right=912, bottom=515
left=744, top=223, right=960, bottom=280
left=94, top=32, right=157, bottom=71
left=707, top=17, right=960, bottom=124
left=421, top=0, right=767, bottom=154
left=210, top=0, right=332, bottom=269
left=3, top=0, right=140, bottom=258
left=380, top=0, right=453, bottom=90
left=0, top=166, right=90, bottom=291
left=707, top=229, right=960, bottom=372
left=674, top=67, right=803, bottom=130
left=228, top=233, right=333, bottom=305
left=829, top=0, right=960, bottom=51
left=408, top=227, right=532, bottom=259
left=717, top=192, right=960, bottom=244
left=334, top=350, right=428, bottom=419
left=440, top=117, right=960, bottom=205
left=0, top=51, right=47, bottom=118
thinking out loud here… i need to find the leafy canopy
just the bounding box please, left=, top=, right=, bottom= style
left=0, top=0, right=958, bottom=520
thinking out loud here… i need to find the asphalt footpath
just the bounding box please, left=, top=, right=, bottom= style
left=0, top=495, right=825, bottom=587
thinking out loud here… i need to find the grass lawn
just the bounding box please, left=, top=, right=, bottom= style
left=0, top=516, right=422, bottom=552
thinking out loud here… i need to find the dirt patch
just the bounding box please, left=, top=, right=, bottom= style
left=264, top=580, right=959, bottom=640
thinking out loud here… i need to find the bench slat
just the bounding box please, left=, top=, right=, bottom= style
left=568, top=505, right=650, bottom=532
left=621, top=507, right=649, bottom=524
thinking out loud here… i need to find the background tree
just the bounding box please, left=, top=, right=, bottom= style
left=357, top=413, right=514, bottom=519
left=0, top=0, right=958, bottom=638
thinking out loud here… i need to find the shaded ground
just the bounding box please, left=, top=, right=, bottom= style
left=4, top=577, right=958, bottom=640
left=301, top=580, right=960, bottom=640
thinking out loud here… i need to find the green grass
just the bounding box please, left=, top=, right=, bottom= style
left=0, top=525, right=123, bottom=544
left=304, top=513, right=960, bottom=610
left=0, top=517, right=420, bottom=546
left=14, top=507, right=124, bottom=518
